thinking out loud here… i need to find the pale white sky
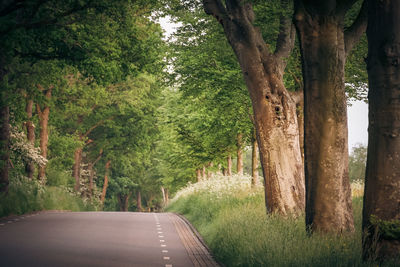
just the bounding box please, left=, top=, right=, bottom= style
left=158, top=19, right=369, bottom=151
left=347, top=100, right=368, bottom=150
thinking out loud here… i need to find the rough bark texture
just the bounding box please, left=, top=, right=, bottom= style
left=36, top=85, right=52, bottom=182
left=204, top=0, right=305, bottom=214
left=236, top=133, right=243, bottom=174
left=362, top=0, right=400, bottom=261
left=227, top=154, right=232, bottom=176
left=25, top=99, right=35, bottom=179
left=73, top=146, right=83, bottom=191
left=196, top=169, right=201, bottom=182
left=0, top=105, right=10, bottom=193
left=100, top=160, right=111, bottom=204
left=251, top=133, right=259, bottom=186
left=294, top=0, right=366, bottom=232
left=136, top=190, right=142, bottom=212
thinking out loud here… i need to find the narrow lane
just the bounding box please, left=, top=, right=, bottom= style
left=0, top=212, right=201, bottom=267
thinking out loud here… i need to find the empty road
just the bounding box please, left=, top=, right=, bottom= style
left=0, top=212, right=218, bottom=267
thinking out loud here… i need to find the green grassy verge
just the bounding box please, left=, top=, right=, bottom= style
left=0, top=177, right=96, bottom=217
left=166, top=175, right=393, bottom=267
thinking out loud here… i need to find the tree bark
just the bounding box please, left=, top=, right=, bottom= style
left=0, top=105, right=10, bottom=193
left=25, top=99, right=35, bottom=179
left=161, top=186, right=169, bottom=206
left=294, top=0, right=366, bottom=232
left=100, top=160, right=111, bottom=204
left=118, top=193, right=131, bottom=212
left=72, top=146, right=83, bottom=191
left=251, top=131, right=259, bottom=187
left=207, top=162, right=213, bottom=178
left=88, top=150, right=102, bottom=199
left=196, top=168, right=202, bottom=182
left=136, top=190, right=142, bottom=212
left=202, top=165, right=206, bottom=179
left=227, top=154, right=232, bottom=176
left=204, top=0, right=305, bottom=214
left=236, top=133, right=243, bottom=175
left=362, top=0, right=400, bottom=261
left=36, top=85, right=52, bottom=182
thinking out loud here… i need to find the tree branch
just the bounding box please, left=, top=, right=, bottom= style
left=344, top=0, right=367, bottom=56
left=203, top=0, right=227, bottom=24
left=274, top=0, right=296, bottom=62
left=82, top=116, right=115, bottom=139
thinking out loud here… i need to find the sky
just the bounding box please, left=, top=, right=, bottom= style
left=158, top=19, right=369, bottom=152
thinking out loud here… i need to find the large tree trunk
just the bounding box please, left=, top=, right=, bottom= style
left=100, top=160, right=111, bottom=204
left=294, top=1, right=366, bottom=232
left=226, top=154, right=232, bottom=176
left=204, top=1, right=305, bottom=214
left=202, top=165, right=206, bottom=179
left=36, top=85, right=52, bottom=182
left=73, top=147, right=83, bottom=191
left=25, top=99, right=35, bottom=179
left=251, top=131, right=259, bottom=187
left=136, top=190, right=142, bottom=212
left=362, top=0, right=400, bottom=261
left=236, top=133, right=243, bottom=175
left=0, top=105, right=10, bottom=193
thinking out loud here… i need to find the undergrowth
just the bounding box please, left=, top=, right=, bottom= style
left=166, top=174, right=395, bottom=267
left=0, top=175, right=97, bottom=217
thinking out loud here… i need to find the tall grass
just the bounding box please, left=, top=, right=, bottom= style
left=0, top=175, right=96, bottom=217
left=167, top=174, right=391, bottom=267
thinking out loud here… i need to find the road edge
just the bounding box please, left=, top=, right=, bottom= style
left=168, top=212, right=222, bottom=267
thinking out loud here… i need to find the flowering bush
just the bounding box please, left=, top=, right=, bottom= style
left=9, top=125, right=47, bottom=167
left=170, top=174, right=262, bottom=203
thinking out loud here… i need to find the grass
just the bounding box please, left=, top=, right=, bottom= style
left=166, top=174, right=396, bottom=267
left=0, top=175, right=96, bottom=217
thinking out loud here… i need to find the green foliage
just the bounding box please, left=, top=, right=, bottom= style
left=166, top=179, right=381, bottom=266
left=0, top=175, right=95, bottom=217
left=349, top=143, right=367, bottom=182
left=370, top=215, right=400, bottom=240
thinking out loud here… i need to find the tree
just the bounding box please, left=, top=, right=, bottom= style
left=362, top=0, right=400, bottom=261
left=348, top=143, right=367, bottom=182
left=294, top=0, right=367, bottom=232
left=203, top=0, right=305, bottom=214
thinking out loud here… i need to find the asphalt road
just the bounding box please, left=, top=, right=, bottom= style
left=0, top=212, right=199, bottom=267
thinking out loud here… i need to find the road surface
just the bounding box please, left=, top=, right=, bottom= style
left=0, top=212, right=218, bottom=267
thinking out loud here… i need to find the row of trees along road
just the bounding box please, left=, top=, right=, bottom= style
left=0, top=0, right=167, bottom=211
left=163, top=0, right=397, bottom=261
left=0, top=0, right=399, bottom=262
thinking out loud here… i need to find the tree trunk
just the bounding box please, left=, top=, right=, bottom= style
left=207, top=162, right=213, bottom=178
left=136, top=190, right=142, bottom=212
left=236, top=133, right=243, bottom=175
left=118, top=193, right=131, bottom=212
left=196, top=168, right=201, bottom=182
left=204, top=0, right=305, bottom=215
left=161, top=186, right=169, bottom=206
left=202, top=165, right=206, bottom=179
left=100, top=160, right=111, bottom=204
left=0, top=105, right=10, bottom=193
left=88, top=150, right=102, bottom=199
left=227, top=154, right=232, bottom=176
left=25, top=99, right=35, bottom=179
left=36, top=85, right=52, bottom=182
left=73, top=147, right=83, bottom=191
left=251, top=131, right=259, bottom=187
left=362, top=0, right=400, bottom=261
left=294, top=1, right=366, bottom=232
